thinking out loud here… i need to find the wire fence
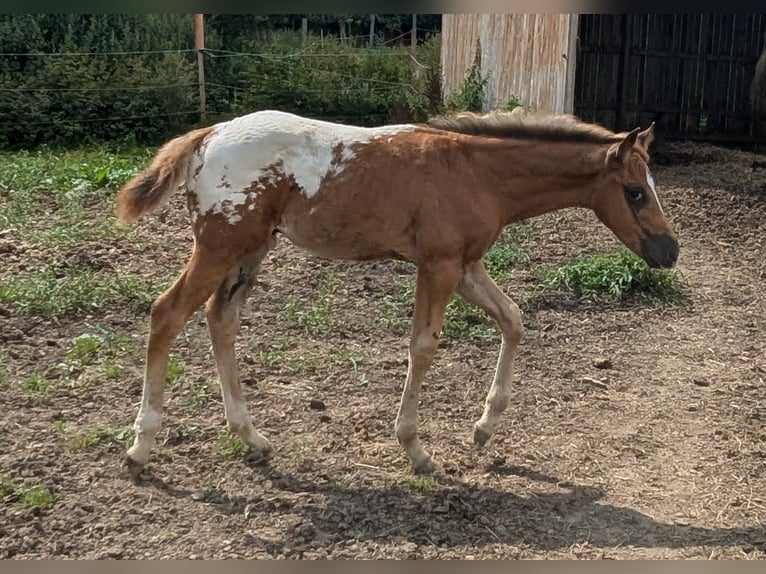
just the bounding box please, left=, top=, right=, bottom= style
left=0, top=37, right=443, bottom=145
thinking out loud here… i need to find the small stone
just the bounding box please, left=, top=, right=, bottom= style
left=309, top=399, right=326, bottom=411
left=319, top=414, right=331, bottom=423
left=692, top=377, right=710, bottom=387
left=593, top=357, right=613, bottom=369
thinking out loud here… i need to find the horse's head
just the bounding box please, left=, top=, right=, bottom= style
left=591, top=124, right=678, bottom=269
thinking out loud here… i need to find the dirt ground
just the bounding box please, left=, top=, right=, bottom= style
left=1, top=140, right=765, bottom=559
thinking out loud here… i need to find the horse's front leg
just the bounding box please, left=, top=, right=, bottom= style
left=395, top=259, right=463, bottom=474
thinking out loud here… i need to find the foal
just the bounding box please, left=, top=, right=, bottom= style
left=117, top=109, right=678, bottom=475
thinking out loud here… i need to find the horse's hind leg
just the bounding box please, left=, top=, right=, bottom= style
left=456, top=261, right=523, bottom=447
left=126, top=246, right=235, bottom=471
left=205, top=239, right=275, bottom=460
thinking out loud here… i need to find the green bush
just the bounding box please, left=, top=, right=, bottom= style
left=0, top=15, right=197, bottom=149
left=0, top=16, right=446, bottom=150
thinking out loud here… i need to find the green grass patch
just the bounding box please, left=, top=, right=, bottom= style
left=0, top=474, right=57, bottom=509
left=483, top=224, right=532, bottom=283
left=398, top=475, right=436, bottom=493
left=0, top=146, right=152, bottom=246
left=19, top=374, right=52, bottom=399
left=217, top=431, right=249, bottom=458
left=166, top=354, right=185, bottom=386
left=185, top=380, right=215, bottom=408
left=442, top=296, right=496, bottom=341
left=0, top=262, right=159, bottom=319
left=67, top=426, right=133, bottom=451
left=281, top=270, right=345, bottom=337
left=48, top=326, right=135, bottom=388
left=534, top=248, right=683, bottom=303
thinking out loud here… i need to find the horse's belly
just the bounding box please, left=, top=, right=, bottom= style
left=277, top=216, right=405, bottom=261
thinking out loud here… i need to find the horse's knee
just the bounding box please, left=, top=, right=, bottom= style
left=409, top=331, right=440, bottom=361
left=500, top=300, right=523, bottom=345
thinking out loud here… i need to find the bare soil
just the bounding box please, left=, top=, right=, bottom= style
left=1, top=141, right=765, bottom=559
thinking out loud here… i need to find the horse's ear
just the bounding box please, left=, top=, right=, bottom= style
left=637, top=122, right=656, bottom=150
left=606, top=127, right=640, bottom=167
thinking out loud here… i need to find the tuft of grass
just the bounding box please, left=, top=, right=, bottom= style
left=0, top=263, right=160, bottom=319
left=483, top=224, right=532, bottom=283
left=166, top=354, right=185, bottom=386
left=19, top=374, right=51, bottom=399
left=0, top=475, right=57, bottom=509
left=442, top=296, right=495, bottom=341
left=399, top=475, right=436, bottom=493
left=67, top=426, right=133, bottom=451
left=330, top=348, right=370, bottom=386
left=16, top=484, right=57, bottom=509
left=258, top=337, right=296, bottom=367
left=217, top=431, right=248, bottom=458
left=534, top=248, right=683, bottom=302
left=185, top=379, right=214, bottom=407
left=281, top=270, right=343, bottom=336
left=48, top=326, right=134, bottom=386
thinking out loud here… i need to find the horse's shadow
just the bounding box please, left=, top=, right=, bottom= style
left=139, top=460, right=766, bottom=553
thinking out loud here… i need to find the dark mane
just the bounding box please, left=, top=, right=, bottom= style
left=425, top=110, right=622, bottom=144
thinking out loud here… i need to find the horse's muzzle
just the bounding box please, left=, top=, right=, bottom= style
left=641, top=233, right=679, bottom=269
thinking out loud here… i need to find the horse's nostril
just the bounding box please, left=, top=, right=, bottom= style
left=641, top=233, right=678, bottom=268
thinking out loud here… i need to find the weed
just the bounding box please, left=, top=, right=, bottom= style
left=281, top=270, right=343, bottom=336
left=19, top=374, right=51, bottom=399
left=166, top=354, right=184, bottom=386
left=442, top=296, right=495, bottom=341
left=399, top=475, right=436, bottom=493
left=68, top=426, right=133, bottom=451
left=483, top=224, right=532, bottom=283
left=258, top=337, right=296, bottom=367
left=16, top=484, right=57, bottom=509
left=330, top=348, right=370, bottom=385
left=186, top=380, right=214, bottom=407
left=0, top=475, right=57, bottom=509
left=103, top=362, right=124, bottom=380
left=48, top=327, right=133, bottom=385
left=505, top=95, right=523, bottom=112
left=69, top=333, right=104, bottom=364
left=446, top=41, right=488, bottom=112
left=217, top=431, right=248, bottom=458
left=534, top=248, right=683, bottom=302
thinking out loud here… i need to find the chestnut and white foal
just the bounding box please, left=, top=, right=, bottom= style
left=117, top=109, right=678, bottom=475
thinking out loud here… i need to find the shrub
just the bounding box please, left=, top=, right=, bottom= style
left=536, top=248, right=683, bottom=302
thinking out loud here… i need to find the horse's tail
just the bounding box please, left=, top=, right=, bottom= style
left=116, top=126, right=214, bottom=223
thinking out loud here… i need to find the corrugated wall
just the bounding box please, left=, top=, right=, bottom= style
left=441, top=14, right=578, bottom=114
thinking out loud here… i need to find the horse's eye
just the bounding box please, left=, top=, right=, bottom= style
left=627, top=187, right=644, bottom=202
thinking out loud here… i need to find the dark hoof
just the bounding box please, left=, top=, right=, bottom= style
left=412, top=457, right=436, bottom=475
left=245, top=447, right=274, bottom=467
left=124, top=456, right=146, bottom=482
left=473, top=426, right=491, bottom=447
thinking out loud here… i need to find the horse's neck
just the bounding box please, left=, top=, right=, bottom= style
left=472, top=138, right=605, bottom=224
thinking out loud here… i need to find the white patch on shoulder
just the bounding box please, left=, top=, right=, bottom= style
left=188, top=111, right=416, bottom=224
left=646, top=166, right=664, bottom=213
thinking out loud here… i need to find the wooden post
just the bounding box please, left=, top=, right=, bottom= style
left=195, top=13, right=206, bottom=122
left=369, top=14, right=375, bottom=48
left=411, top=14, right=422, bottom=84
left=301, top=17, right=308, bottom=47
